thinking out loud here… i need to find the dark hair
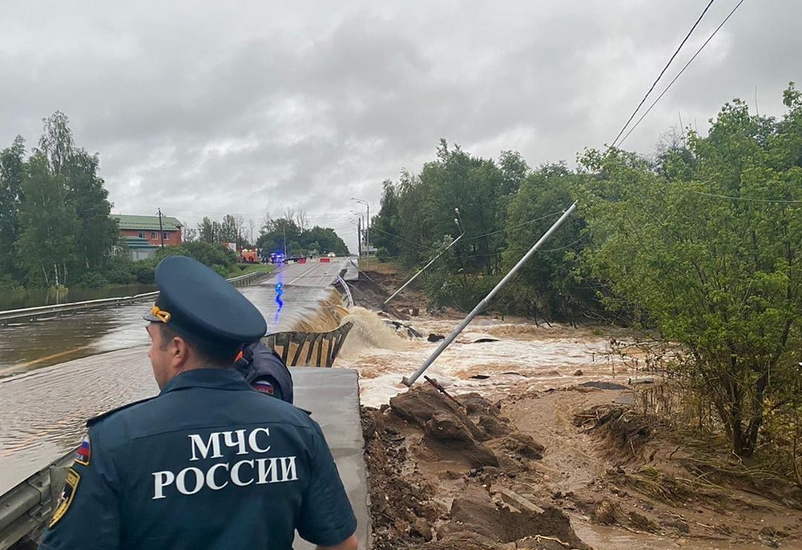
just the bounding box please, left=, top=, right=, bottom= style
left=158, top=324, right=241, bottom=368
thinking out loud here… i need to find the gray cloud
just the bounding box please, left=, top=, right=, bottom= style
left=1, top=1, right=800, bottom=252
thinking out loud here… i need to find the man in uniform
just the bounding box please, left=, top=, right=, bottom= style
left=40, top=255, right=359, bottom=550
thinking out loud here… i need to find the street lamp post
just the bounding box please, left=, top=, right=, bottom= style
left=351, top=198, right=370, bottom=269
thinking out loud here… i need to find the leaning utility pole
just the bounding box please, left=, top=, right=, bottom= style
left=157, top=208, right=165, bottom=248
left=402, top=202, right=578, bottom=387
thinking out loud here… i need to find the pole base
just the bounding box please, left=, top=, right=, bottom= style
left=401, top=377, right=413, bottom=387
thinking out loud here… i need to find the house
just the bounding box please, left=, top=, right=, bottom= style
left=113, top=214, right=183, bottom=261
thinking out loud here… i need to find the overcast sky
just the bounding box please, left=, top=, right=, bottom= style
left=2, top=1, right=800, bottom=252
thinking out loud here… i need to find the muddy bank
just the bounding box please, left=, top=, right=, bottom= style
left=362, top=381, right=802, bottom=549
left=363, top=383, right=591, bottom=550
left=351, top=264, right=802, bottom=548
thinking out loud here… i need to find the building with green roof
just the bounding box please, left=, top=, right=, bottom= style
left=112, top=214, right=183, bottom=261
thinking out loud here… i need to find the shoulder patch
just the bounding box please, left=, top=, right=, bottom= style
left=74, top=434, right=91, bottom=466
left=252, top=380, right=275, bottom=396
left=49, top=468, right=80, bottom=528
left=86, top=396, right=156, bottom=427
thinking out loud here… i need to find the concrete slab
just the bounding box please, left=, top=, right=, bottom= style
left=291, top=368, right=370, bottom=549
left=343, top=257, right=360, bottom=282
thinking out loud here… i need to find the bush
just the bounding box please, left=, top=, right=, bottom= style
left=76, top=272, right=109, bottom=288
left=103, top=256, right=137, bottom=285
left=0, top=274, right=23, bottom=293
left=376, top=247, right=392, bottom=263
left=157, top=242, right=237, bottom=275
left=132, top=259, right=158, bottom=284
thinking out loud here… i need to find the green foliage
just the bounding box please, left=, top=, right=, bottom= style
left=256, top=218, right=349, bottom=256
left=18, top=152, right=79, bottom=287
left=76, top=271, right=109, bottom=288
left=371, top=141, right=588, bottom=319
left=196, top=214, right=250, bottom=248
left=501, top=163, right=594, bottom=322
left=103, top=256, right=137, bottom=285
left=376, top=247, right=392, bottom=263
left=576, top=85, right=802, bottom=456
left=156, top=242, right=238, bottom=273
left=0, top=136, right=26, bottom=281
left=1, top=113, right=119, bottom=289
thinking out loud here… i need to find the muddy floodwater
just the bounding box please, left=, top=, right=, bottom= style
left=0, top=260, right=351, bottom=493
left=336, top=308, right=642, bottom=407
left=0, top=282, right=335, bottom=379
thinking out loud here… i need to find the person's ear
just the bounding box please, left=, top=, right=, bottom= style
left=169, top=336, right=190, bottom=367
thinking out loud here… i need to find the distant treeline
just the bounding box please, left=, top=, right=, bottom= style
left=372, top=84, right=802, bottom=459
left=187, top=211, right=349, bottom=258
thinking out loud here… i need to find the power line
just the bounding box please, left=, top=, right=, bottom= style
left=462, top=209, right=565, bottom=242
left=618, top=0, right=747, bottom=147
left=369, top=226, right=439, bottom=251
left=611, top=0, right=716, bottom=148
left=687, top=190, right=802, bottom=204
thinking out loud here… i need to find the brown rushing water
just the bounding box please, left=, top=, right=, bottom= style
left=0, top=260, right=350, bottom=494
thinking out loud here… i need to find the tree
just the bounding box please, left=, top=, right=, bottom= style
left=502, top=163, right=591, bottom=323
left=371, top=180, right=401, bottom=258
left=17, top=152, right=79, bottom=286
left=183, top=227, right=198, bottom=243
left=220, top=214, right=238, bottom=244
left=198, top=217, right=217, bottom=243
left=0, top=137, right=26, bottom=279
left=576, top=85, right=802, bottom=456
left=64, top=149, right=118, bottom=270
left=38, top=112, right=117, bottom=274
left=256, top=218, right=349, bottom=256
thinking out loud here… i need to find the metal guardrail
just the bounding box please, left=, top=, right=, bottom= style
left=263, top=322, right=354, bottom=368
left=0, top=452, right=74, bottom=550
left=0, top=271, right=270, bottom=324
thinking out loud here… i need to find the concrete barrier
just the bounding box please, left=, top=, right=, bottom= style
left=319, top=257, right=331, bottom=263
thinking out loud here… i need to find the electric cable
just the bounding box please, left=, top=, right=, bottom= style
left=617, top=0, right=747, bottom=147
left=611, top=0, right=717, bottom=148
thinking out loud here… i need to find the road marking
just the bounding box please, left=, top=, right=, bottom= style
left=287, top=262, right=325, bottom=286
left=0, top=345, right=94, bottom=377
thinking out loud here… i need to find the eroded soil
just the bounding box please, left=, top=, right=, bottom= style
left=353, top=264, right=802, bottom=549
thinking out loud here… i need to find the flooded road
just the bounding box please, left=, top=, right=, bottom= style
left=0, top=258, right=352, bottom=494
left=0, top=260, right=353, bottom=378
